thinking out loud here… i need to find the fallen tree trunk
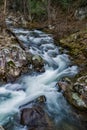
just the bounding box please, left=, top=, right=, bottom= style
left=6, top=27, right=28, bottom=51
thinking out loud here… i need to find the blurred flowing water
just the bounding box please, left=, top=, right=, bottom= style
left=0, top=28, right=85, bottom=130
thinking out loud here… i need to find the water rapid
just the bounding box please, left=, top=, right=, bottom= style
left=0, top=28, right=82, bottom=130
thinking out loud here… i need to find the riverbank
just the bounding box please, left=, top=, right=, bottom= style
left=0, top=29, right=44, bottom=83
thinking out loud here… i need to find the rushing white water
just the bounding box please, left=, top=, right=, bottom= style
left=0, top=28, right=78, bottom=128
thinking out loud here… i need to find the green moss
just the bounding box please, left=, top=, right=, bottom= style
left=7, top=60, right=15, bottom=67
left=59, top=30, right=87, bottom=78
left=60, top=30, right=87, bottom=56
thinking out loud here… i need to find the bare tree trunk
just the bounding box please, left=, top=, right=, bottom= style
left=4, top=0, right=7, bottom=16
left=47, top=0, right=51, bottom=26
left=3, top=0, right=7, bottom=40
left=23, top=0, right=26, bottom=16
left=3, top=0, right=7, bottom=27
left=27, top=0, right=32, bottom=21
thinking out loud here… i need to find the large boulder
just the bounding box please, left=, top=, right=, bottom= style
left=20, top=105, right=53, bottom=130
left=0, top=43, right=44, bottom=82
left=0, top=44, right=28, bottom=81
left=58, top=76, right=87, bottom=110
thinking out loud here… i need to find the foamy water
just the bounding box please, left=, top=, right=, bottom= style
left=0, top=28, right=80, bottom=130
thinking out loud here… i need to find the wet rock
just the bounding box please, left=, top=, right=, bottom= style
left=26, top=51, right=32, bottom=64
left=0, top=126, right=5, bottom=130
left=32, top=55, right=44, bottom=72
left=75, top=6, right=87, bottom=20
left=74, top=76, right=87, bottom=95
left=58, top=81, right=67, bottom=92
left=20, top=106, right=53, bottom=130
left=72, top=93, right=87, bottom=108
left=37, top=96, right=46, bottom=103
left=58, top=76, right=87, bottom=110
left=0, top=44, right=28, bottom=81
left=0, top=41, right=44, bottom=81
left=73, top=83, right=85, bottom=94
left=19, top=96, right=46, bottom=110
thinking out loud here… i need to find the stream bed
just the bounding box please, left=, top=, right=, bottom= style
left=0, top=28, right=86, bottom=130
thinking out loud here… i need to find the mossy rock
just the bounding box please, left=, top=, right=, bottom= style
left=7, top=60, right=15, bottom=67
left=32, top=55, right=43, bottom=63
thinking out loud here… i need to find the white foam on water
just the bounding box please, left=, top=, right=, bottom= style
left=0, top=29, right=78, bottom=127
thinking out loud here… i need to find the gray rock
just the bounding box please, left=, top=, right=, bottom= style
left=75, top=6, right=87, bottom=20
left=72, top=93, right=87, bottom=108
left=32, top=55, right=44, bottom=72
left=32, top=55, right=43, bottom=63
left=58, top=76, right=87, bottom=110
left=0, top=126, right=5, bottom=130
left=0, top=44, right=28, bottom=81
left=0, top=43, right=44, bottom=81
left=20, top=105, right=53, bottom=130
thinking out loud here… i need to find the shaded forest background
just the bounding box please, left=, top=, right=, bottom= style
left=0, top=0, right=87, bottom=38
left=1, top=0, right=87, bottom=22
